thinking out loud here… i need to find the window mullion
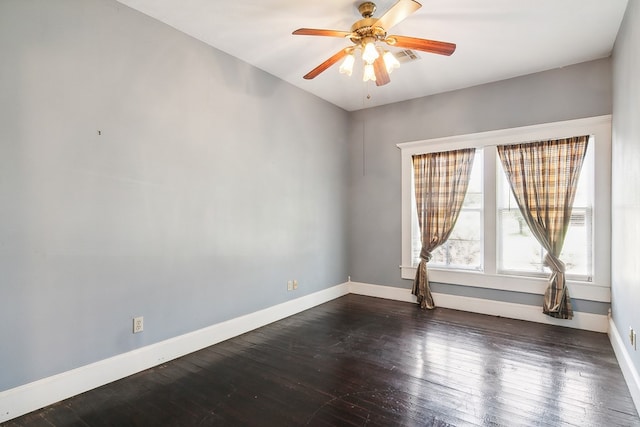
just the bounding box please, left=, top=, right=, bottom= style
left=483, top=146, right=497, bottom=275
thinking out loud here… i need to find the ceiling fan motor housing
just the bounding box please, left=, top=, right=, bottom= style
left=350, top=18, right=386, bottom=44
left=351, top=2, right=387, bottom=45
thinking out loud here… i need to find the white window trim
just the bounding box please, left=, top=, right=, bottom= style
left=397, top=115, right=611, bottom=303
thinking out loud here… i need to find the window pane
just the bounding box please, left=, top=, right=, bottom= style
left=498, top=208, right=545, bottom=273
left=432, top=210, right=482, bottom=269
left=560, top=208, right=592, bottom=277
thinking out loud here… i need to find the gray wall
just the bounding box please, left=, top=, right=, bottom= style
left=347, top=58, right=612, bottom=313
left=0, top=0, right=349, bottom=391
left=612, top=1, right=640, bottom=375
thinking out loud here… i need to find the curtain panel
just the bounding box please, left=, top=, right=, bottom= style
left=412, top=148, right=476, bottom=309
left=497, top=136, right=589, bottom=319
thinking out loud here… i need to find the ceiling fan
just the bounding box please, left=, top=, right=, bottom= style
left=292, top=0, right=456, bottom=86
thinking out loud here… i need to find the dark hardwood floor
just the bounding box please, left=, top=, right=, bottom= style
left=5, top=294, right=639, bottom=426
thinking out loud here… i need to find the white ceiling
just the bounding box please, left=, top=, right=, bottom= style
left=116, top=0, right=628, bottom=112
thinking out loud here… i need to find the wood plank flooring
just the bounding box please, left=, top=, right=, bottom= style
left=5, top=294, right=639, bottom=426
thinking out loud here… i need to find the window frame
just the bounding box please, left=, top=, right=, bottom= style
left=398, top=116, right=611, bottom=303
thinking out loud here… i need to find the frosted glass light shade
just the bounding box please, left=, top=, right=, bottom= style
left=363, top=63, right=376, bottom=82
left=339, top=53, right=355, bottom=76
left=383, top=51, right=400, bottom=73
left=362, top=42, right=379, bottom=64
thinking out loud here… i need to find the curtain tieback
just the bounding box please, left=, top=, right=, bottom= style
left=419, top=248, right=433, bottom=262
left=543, top=253, right=565, bottom=273
left=544, top=254, right=566, bottom=291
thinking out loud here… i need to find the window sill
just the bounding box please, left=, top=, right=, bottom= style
left=400, top=266, right=610, bottom=303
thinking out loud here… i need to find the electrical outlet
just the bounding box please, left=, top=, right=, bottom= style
left=293, top=279, right=298, bottom=290
left=133, top=316, right=144, bottom=333
left=287, top=280, right=293, bottom=291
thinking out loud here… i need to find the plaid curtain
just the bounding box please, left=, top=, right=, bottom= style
left=412, top=148, right=476, bottom=309
left=497, top=136, right=589, bottom=319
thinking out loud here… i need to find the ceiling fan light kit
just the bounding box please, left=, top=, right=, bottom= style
left=292, top=0, right=456, bottom=86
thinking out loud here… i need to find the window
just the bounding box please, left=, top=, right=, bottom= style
left=496, top=141, right=593, bottom=281
left=411, top=150, right=484, bottom=270
left=398, top=116, right=611, bottom=302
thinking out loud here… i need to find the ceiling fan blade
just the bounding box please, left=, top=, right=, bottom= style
left=374, top=0, right=421, bottom=31
left=303, top=49, right=349, bottom=80
left=373, top=56, right=391, bottom=86
left=386, top=35, right=456, bottom=56
left=292, top=28, right=353, bottom=38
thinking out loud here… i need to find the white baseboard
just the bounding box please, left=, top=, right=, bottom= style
left=348, top=281, right=609, bottom=332
left=348, top=281, right=417, bottom=303
left=0, top=283, right=350, bottom=424
left=608, top=317, right=640, bottom=415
